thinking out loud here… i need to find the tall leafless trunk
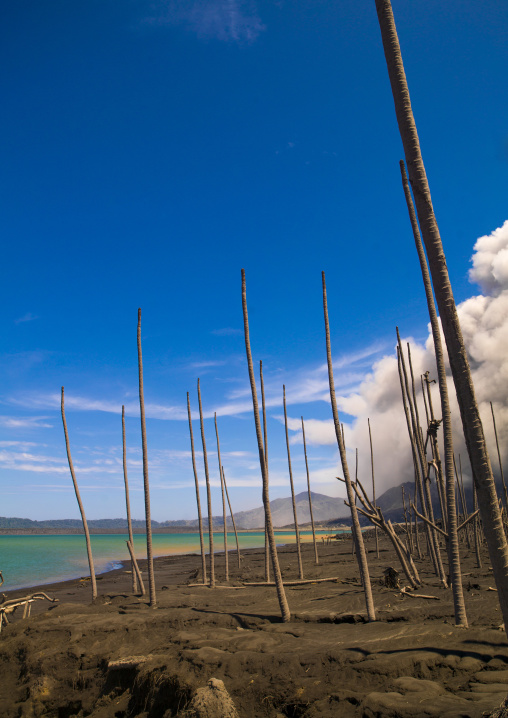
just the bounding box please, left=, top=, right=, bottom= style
left=61, top=387, right=97, bottom=602
left=422, top=373, right=447, bottom=533
left=322, top=272, right=375, bottom=621
left=197, top=379, right=215, bottom=588
left=397, top=342, right=441, bottom=579
left=368, top=418, right=379, bottom=559
left=283, top=385, right=304, bottom=579
left=375, top=0, right=508, bottom=633
left=491, top=402, right=508, bottom=510
left=137, top=309, right=156, bottom=607
left=187, top=392, right=207, bottom=585
left=215, top=413, right=229, bottom=582
left=122, top=405, right=138, bottom=594
left=222, top=466, right=241, bottom=569
left=126, top=540, right=145, bottom=594
left=260, top=360, right=270, bottom=583
left=301, top=417, right=319, bottom=565
left=242, top=269, right=290, bottom=621
left=400, top=160, right=468, bottom=626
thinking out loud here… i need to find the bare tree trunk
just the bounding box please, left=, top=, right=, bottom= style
left=397, top=344, right=440, bottom=576
left=241, top=269, right=290, bottom=621
left=197, top=379, right=215, bottom=588
left=302, top=417, right=319, bottom=565
left=422, top=373, right=447, bottom=531
left=187, top=393, right=207, bottom=585
left=222, top=466, right=241, bottom=569
left=322, top=272, right=375, bottom=621
left=375, top=0, right=508, bottom=634
left=283, top=385, right=304, bottom=579
left=61, top=387, right=97, bottom=602
left=214, top=414, right=229, bottom=583
left=368, top=418, right=379, bottom=559
left=122, top=405, right=137, bottom=594
left=260, top=360, right=270, bottom=584
left=473, top=484, right=482, bottom=569
left=137, top=309, right=156, bottom=607
left=491, top=402, right=508, bottom=510
left=126, top=540, right=145, bottom=595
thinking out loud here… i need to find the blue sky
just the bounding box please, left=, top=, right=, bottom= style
left=2, top=0, right=507, bottom=521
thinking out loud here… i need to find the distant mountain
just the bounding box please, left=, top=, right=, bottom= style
left=1, top=477, right=482, bottom=533
left=0, top=491, right=349, bottom=532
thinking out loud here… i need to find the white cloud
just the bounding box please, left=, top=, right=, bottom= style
left=14, top=312, right=38, bottom=324
left=283, top=220, right=508, bottom=497
left=469, top=220, right=508, bottom=295
left=211, top=327, right=242, bottom=336
left=145, top=0, right=265, bottom=43
left=0, top=415, right=53, bottom=429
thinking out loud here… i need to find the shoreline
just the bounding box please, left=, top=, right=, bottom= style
left=2, top=531, right=349, bottom=595
left=0, top=525, right=349, bottom=536
left=2, top=533, right=507, bottom=718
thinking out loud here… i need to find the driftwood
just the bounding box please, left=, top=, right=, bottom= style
left=399, top=587, right=439, bottom=600
left=0, top=591, right=58, bottom=633
left=243, top=577, right=340, bottom=587
left=186, top=584, right=246, bottom=589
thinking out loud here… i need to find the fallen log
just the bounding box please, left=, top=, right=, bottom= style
left=243, top=577, right=340, bottom=587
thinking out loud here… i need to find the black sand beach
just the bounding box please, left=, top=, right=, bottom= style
left=1, top=532, right=507, bottom=717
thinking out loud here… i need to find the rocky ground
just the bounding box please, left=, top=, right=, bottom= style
left=1, top=532, right=507, bottom=717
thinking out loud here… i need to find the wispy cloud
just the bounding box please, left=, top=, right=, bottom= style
left=190, top=360, right=226, bottom=369
left=0, top=415, right=53, bottom=429
left=145, top=0, right=265, bottom=43
left=211, top=327, right=242, bottom=336
left=14, top=312, right=38, bottom=325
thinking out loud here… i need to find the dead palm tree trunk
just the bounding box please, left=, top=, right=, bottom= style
left=61, top=387, right=97, bottom=602
left=137, top=309, right=156, bottom=607
left=400, top=160, right=468, bottom=626
left=260, top=360, right=270, bottom=583
left=491, top=402, right=508, bottom=511
left=187, top=392, right=207, bottom=585
left=397, top=344, right=440, bottom=576
left=214, top=413, right=229, bottom=582
left=473, top=484, right=482, bottom=569
left=241, top=269, right=290, bottom=622
left=222, top=466, right=241, bottom=569
left=301, top=417, right=319, bottom=565
left=368, top=418, right=379, bottom=559
left=197, top=379, right=215, bottom=588
left=122, top=405, right=138, bottom=594
left=283, top=385, right=304, bottom=579
left=322, top=272, right=376, bottom=621
left=375, top=0, right=508, bottom=632
left=422, top=373, right=447, bottom=533
left=126, top=540, right=145, bottom=594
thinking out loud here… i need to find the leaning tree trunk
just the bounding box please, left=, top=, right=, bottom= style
left=61, top=387, right=97, bottom=602
left=491, top=402, right=508, bottom=511
left=122, top=405, right=138, bottom=594
left=400, top=160, right=467, bottom=625
left=322, top=272, right=376, bottom=621
left=260, top=360, right=270, bottom=583
left=368, top=418, right=379, bottom=559
left=187, top=392, right=207, bottom=585
left=197, top=379, right=215, bottom=588
left=375, top=0, right=508, bottom=633
left=283, top=385, right=304, bottom=579
left=222, top=466, right=241, bottom=569
left=302, top=417, right=319, bottom=565
left=241, top=269, right=290, bottom=622
left=137, top=309, right=156, bottom=607
left=215, top=413, right=229, bottom=583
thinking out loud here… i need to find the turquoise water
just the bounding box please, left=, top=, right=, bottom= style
left=0, top=530, right=338, bottom=591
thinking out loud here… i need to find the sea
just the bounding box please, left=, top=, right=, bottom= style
left=0, top=530, right=340, bottom=591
